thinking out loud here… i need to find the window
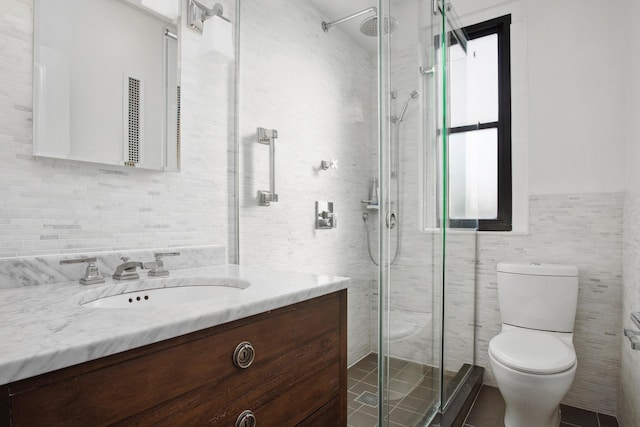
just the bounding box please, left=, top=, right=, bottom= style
left=448, top=15, right=512, bottom=231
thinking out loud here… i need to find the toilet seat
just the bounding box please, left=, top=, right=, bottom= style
left=489, top=329, right=576, bottom=375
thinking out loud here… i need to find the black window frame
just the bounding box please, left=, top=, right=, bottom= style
left=448, top=14, right=512, bottom=231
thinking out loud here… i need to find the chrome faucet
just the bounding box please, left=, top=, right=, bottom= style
left=112, top=257, right=145, bottom=281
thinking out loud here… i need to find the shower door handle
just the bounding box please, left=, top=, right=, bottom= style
left=257, top=127, right=279, bottom=206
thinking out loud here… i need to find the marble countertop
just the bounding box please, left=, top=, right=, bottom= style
left=0, top=264, right=349, bottom=385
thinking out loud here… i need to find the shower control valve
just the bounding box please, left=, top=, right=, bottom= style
left=316, top=201, right=337, bottom=229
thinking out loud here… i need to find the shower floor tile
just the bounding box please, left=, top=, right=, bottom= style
left=347, top=353, right=437, bottom=427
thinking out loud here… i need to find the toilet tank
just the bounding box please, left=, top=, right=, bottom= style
left=497, top=263, right=579, bottom=332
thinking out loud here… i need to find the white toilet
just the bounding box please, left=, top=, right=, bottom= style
left=489, top=263, right=579, bottom=427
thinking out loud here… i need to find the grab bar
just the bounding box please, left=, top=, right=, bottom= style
left=257, top=127, right=278, bottom=206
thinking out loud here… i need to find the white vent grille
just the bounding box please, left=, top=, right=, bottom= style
left=176, top=85, right=181, bottom=169
left=126, top=77, right=141, bottom=167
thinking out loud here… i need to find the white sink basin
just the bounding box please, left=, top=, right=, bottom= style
left=80, top=277, right=250, bottom=308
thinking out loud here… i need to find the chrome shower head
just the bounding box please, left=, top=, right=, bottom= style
left=360, top=15, right=398, bottom=37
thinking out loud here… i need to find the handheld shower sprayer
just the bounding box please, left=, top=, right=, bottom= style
left=393, top=90, right=419, bottom=124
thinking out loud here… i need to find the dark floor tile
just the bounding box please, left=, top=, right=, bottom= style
left=464, top=385, right=505, bottom=427
left=347, top=409, right=377, bottom=427
left=389, top=378, right=418, bottom=398
left=348, top=392, right=361, bottom=410
left=358, top=402, right=378, bottom=417
left=348, top=376, right=359, bottom=390
left=361, top=372, right=378, bottom=387
left=598, top=413, right=620, bottom=427
left=388, top=357, right=409, bottom=371
left=388, top=366, right=402, bottom=377
left=418, top=375, right=438, bottom=391
left=362, top=353, right=378, bottom=363
left=394, top=365, right=425, bottom=384
left=407, top=384, right=438, bottom=402
left=397, top=395, right=431, bottom=412
left=350, top=381, right=378, bottom=396
left=389, top=406, right=423, bottom=426
left=349, top=367, right=371, bottom=381
left=560, top=404, right=599, bottom=427
left=353, top=355, right=378, bottom=373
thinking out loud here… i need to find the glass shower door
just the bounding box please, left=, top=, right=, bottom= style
left=378, top=0, right=476, bottom=424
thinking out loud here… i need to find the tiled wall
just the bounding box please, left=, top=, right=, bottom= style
left=620, top=190, right=640, bottom=426
left=620, top=2, right=640, bottom=424
left=476, top=193, right=623, bottom=415
left=237, top=0, right=376, bottom=366
left=0, top=0, right=235, bottom=258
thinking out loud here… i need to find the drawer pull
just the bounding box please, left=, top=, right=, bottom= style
left=235, top=409, right=256, bottom=427
left=233, top=341, right=255, bottom=368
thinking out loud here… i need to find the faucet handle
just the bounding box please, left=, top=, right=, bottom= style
left=147, top=252, right=180, bottom=277
left=60, top=257, right=105, bottom=285
left=120, top=256, right=130, bottom=263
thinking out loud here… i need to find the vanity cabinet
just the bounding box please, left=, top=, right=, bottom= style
left=1, top=291, right=347, bottom=426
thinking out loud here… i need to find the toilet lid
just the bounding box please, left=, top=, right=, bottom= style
left=489, top=329, right=576, bottom=374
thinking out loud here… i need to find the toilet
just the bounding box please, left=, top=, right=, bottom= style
left=489, top=263, right=579, bottom=427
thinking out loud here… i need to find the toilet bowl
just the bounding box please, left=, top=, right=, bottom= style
left=489, top=326, right=577, bottom=427
left=490, top=263, right=579, bottom=427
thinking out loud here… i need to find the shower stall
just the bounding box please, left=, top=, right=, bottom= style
left=236, top=0, right=479, bottom=425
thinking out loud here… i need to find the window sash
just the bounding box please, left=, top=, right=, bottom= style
left=451, top=15, right=512, bottom=232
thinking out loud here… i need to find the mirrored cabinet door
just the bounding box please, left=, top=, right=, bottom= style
left=33, top=0, right=181, bottom=172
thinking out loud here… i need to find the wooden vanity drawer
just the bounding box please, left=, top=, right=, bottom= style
left=6, top=290, right=347, bottom=426
left=297, top=396, right=343, bottom=427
